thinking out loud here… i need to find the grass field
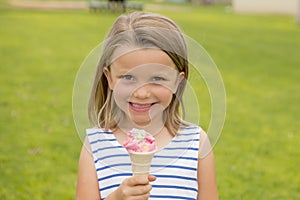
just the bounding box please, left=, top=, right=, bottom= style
left=0, top=1, right=299, bottom=199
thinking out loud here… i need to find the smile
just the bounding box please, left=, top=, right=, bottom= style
left=129, top=102, right=155, bottom=112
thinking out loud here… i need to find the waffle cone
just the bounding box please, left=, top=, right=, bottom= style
left=129, top=151, right=156, bottom=176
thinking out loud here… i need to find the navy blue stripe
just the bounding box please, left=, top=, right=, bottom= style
left=154, top=155, right=198, bottom=161
left=92, top=145, right=123, bottom=154
left=87, top=131, right=112, bottom=136
left=150, top=195, right=196, bottom=200
left=90, top=138, right=116, bottom=144
left=178, top=132, right=199, bottom=136
left=95, top=153, right=128, bottom=162
left=153, top=174, right=197, bottom=181
left=152, top=184, right=198, bottom=192
left=151, top=164, right=196, bottom=171
left=98, top=173, right=132, bottom=181
left=96, top=163, right=131, bottom=171
left=172, top=138, right=199, bottom=143
left=100, top=183, right=120, bottom=191
left=185, top=126, right=199, bottom=130
left=164, top=147, right=199, bottom=151
left=87, top=132, right=98, bottom=137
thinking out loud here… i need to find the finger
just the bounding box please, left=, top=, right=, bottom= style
left=148, top=174, right=156, bottom=182
left=130, top=184, right=152, bottom=196
left=133, top=175, right=150, bottom=185
left=125, top=175, right=149, bottom=187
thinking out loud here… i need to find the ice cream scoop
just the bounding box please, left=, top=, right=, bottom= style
left=123, top=128, right=156, bottom=153
left=123, top=128, right=157, bottom=175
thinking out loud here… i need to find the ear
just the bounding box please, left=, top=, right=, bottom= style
left=173, top=72, right=185, bottom=93
left=103, top=67, right=114, bottom=90
left=178, top=72, right=185, bottom=82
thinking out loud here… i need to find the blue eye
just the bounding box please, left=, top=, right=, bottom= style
left=152, top=76, right=167, bottom=81
left=120, top=75, right=135, bottom=81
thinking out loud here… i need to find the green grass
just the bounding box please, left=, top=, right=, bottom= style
left=1, top=2, right=300, bottom=199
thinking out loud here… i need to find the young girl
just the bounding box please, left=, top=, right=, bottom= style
left=76, top=11, right=218, bottom=200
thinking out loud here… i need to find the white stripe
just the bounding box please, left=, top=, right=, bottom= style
left=151, top=187, right=197, bottom=198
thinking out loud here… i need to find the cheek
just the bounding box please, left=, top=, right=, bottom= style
left=113, top=84, right=136, bottom=106
left=113, top=90, right=129, bottom=114
left=114, top=86, right=128, bottom=101
left=156, top=87, right=174, bottom=105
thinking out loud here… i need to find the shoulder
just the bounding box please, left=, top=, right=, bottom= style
left=198, top=130, right=212, bottom=159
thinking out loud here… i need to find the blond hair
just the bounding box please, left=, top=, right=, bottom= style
left=88, top=11, right=189, bottom=135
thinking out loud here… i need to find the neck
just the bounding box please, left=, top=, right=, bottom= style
left=117, top=115, right=166, bottom=136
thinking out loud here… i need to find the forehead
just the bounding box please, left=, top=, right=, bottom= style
left=110, top=49, right=176, bottom=73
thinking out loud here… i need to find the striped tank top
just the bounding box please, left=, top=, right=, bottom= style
left=87, top=125, right=201, bottom=200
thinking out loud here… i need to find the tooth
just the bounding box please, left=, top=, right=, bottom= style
left=132, top=103, right=151, bottom=108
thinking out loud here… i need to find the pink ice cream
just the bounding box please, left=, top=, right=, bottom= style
left=123, top=128, right=156, bottom=153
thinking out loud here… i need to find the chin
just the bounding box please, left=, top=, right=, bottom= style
left=131, top=119, right=151, bottom=127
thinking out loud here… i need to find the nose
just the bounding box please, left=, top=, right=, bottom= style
left=132, top=85, right=151, bottom=99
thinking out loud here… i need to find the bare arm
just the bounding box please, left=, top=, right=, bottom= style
left=76, top=138, right=101, bottom=200
left=197, top=131, right=218, bottom=200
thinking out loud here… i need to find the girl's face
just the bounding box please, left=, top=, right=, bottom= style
left=104, top=49, right=184, bottom=127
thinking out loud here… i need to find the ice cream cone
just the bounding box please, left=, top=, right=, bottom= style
left=129, top=150, right=156, bottom=176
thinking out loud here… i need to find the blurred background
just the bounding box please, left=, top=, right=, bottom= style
left=0, top=0, right=299, bottom=199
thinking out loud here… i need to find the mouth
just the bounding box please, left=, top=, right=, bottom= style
left=128, top=102, right=156, bottom=112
